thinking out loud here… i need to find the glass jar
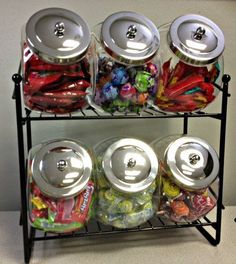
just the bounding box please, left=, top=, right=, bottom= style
left=22, top=8, right=92, bottom=114
left=153, top=14, right=224, bottom=112
left=28, top=139, right=94, bottom=233
left=151, top=135, right=219, bottom=222
left=89, top=11, right=160, bottom=113
left=94, top=137, right=159, bottom=228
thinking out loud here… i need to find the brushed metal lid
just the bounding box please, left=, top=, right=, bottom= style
left=102, top=138, right=158, bottom=193
left=26, top=8, right=91, bottom=64
left=100, top=11, right=160, bottom=65
left=167, top=14, right=224, bottom=66
left=165, top=137, right=219, bottom=190
left=32, top=139, right=92, bottom=198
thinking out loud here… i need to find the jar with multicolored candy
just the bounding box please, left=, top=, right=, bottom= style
left=28, top=139, right=94, bottom=233
left=22, top=8, right=92, bottom=114
left=154, top=14, right=224, bottom=112
left=94, top=137, right=159, bottom=228
left=151, top=135, right=219, bottom=222
left=89, top=11, right=160, bottom=113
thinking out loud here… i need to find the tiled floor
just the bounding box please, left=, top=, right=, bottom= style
left=0, top=207, right=235, bottom=264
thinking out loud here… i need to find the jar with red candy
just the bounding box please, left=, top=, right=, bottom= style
left=151, top=135, right=219, bottom=222
left=28, top=139, right=94, bottom=233
left=22, top=8, right=92, bottom=114
left=89, top=11, right=160, bottom=113
left=153, top=14, right=225, bottom=113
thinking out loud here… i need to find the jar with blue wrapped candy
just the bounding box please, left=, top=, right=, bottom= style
left=89, top=11, right=160, bottom=113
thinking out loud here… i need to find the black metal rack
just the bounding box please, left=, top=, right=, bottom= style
left=12, top=72, right=231, bottom=264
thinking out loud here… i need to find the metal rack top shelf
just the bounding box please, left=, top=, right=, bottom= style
left=23, top=107, right=223, bottom=121
left=12, top=73, right=231, bottom=123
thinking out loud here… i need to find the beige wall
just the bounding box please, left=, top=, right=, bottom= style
left=0, top=0, right=235, bottom=210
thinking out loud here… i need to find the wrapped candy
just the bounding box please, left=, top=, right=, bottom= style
left=94, top=137, right=159, bottom=228
left=22, top=8, right=92, bottom=114
left=153, top=14, right=224, bottom=112
left=28, top=139, right=94, bottom=233
left=91, top=11, right=160, bottom=113
left=151, top=135, right=219, bottom=222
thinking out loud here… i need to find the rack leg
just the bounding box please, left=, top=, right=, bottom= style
left=12, top=74, right=32, bottom=264
left=183, top=113, right=188, bottom=134
left=215, top=74, right=231, bottom=245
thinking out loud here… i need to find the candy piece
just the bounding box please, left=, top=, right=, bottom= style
left=102, top=83, right=118, bottom=100
left=145, top=62, right=158, bottom=76
left=26, top=72, right=63, bottom=95
left=162, top=178, right=181, bottom=198
left=55, top=198, right=75, bottom=224
left=118, top=200, right=133, bottom=213
left=170, top=200, right=190, bottom=217
left=136, top=93, right=148, bottom=105
left=29, top=95, right=77, bottom=108
left=120, top=83, right=136, bottom=100
left=71, top=181, right=94, bottom=223
left=208, top=62, right=220, bottom=82
left=191, top=194, right=216, bottom=217
left=98, top=57, right=114, bottom=76
left=104, top=189, right=116, bottom=201
left=31, top=208, right=48, bottom=219
left=112, top=99, right=130, bottom=112
left=164, top=75, right=204, bottom=98
left=168, top=61, right=188, bottom=85
left=184, top=87, right=202, bottom=95
left=31, top=197, right=48, bottom=210
left=135, top=71, right=154, bottom=92
left=198, top=82, right=214, bottom=96
left=111, top=67, right=129, bottom=86
left=161, top=59, right=172, bottom=87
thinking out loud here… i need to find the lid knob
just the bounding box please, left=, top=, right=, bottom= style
left=193, top=27, right=206, bottom=40
left=127, top=158, right=136, bottom=168
left=126, top=25, right=137, bottom=39
left=54, top=21, right=65, bottom=38
left=189, top=154, right=201, bottom=165
left=57, top=159, right=68, bottom=171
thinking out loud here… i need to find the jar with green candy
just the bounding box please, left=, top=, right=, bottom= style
left=94, top=137, right=159, bottom=228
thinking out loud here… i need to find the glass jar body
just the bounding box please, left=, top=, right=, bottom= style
left=27, top=140, right=95, bottom=233
left=151, top=135, right=218, bottom=222
left=22, top=40, right=92, bottom=114
left=154, top=23, right=223, bottom=113
left=94, top=137, right=156, bottom=228
left=91, top=24, right=160, bottom=113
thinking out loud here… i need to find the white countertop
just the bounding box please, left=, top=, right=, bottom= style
left=0, top=207, right=235, bottom=264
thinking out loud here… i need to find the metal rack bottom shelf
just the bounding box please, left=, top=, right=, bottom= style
left=31, top=216, right=217, bottom=243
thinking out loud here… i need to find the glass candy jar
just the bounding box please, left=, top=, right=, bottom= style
left=94, top=137, right=159, bottom=228
left=154, top=14, right=224, bottom=112
left=151, top=135, right=219, bottom=222
left=28, top=139, right=94, bottom=233
left=89, top=11, right=160, bottom=113
left=22, top=8, right=92, bottom=114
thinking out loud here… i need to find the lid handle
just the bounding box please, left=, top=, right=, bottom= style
left=57, top=160, right=68, bottom=171
left=189, top=154, right=201, bottom=165
left=126, top=25, right=137, bottom=39
left=54, top=22, right=65, bottom=38
left=127, top=158, right=136, bottom=168
left=193, top=27, right=206, bottom=41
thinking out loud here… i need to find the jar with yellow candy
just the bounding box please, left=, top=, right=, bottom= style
left=151, top=135, right=219, bottom=222
left=94, top=137, right=159, bottom=228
